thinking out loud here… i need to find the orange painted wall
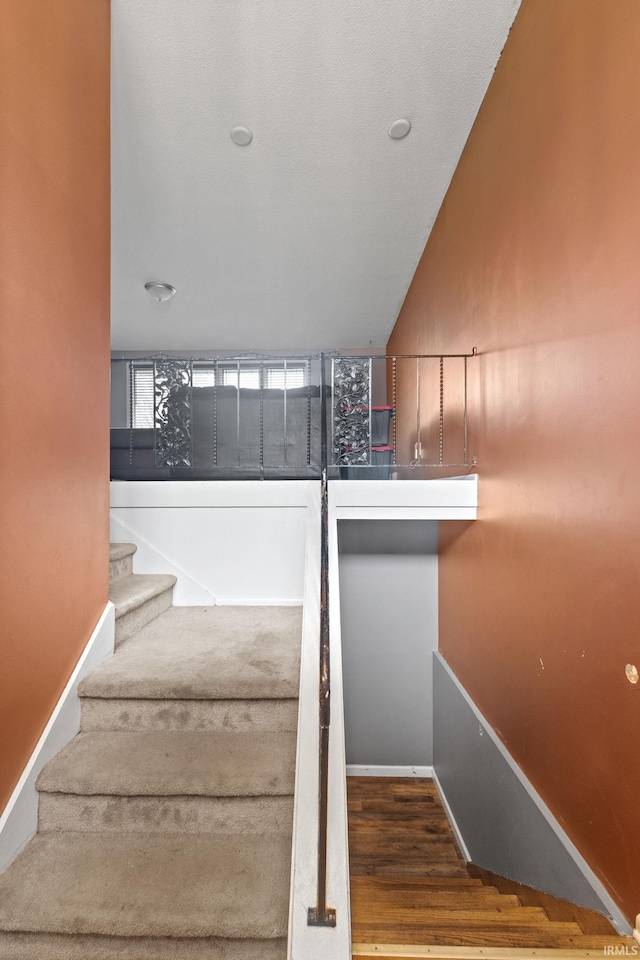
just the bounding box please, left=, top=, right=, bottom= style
left=0, top=1, right=110, bottom=813
left=388, top=0, right=640, bottom=923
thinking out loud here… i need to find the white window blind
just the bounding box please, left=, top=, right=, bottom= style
left=193, top=366, right=217, bottom=388
left=265, top=365, right=305, bottom=389
left=221, top=366, right=261, bottom=389
left=130, top=367, right=154, bottom=428
left=129, top=361, right=307, bottom=428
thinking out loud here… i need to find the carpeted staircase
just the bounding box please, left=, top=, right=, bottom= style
left=0, top=543, right=301, bottom=959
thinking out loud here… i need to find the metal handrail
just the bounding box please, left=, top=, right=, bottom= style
left=307, top=353, right=336, bottom=927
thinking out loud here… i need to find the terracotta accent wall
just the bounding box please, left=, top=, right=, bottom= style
left=0, top=1, right=110, bottom=813
left=388, top=0, right=640, bottom=923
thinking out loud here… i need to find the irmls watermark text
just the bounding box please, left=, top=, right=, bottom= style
left=603, top=947, right=638, bottom=956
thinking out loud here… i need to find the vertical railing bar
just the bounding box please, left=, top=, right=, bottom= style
left=213, top=358, right=218, bottom=467
left=128, top=361, right=134, bottom=467
left=439, top=355, right=444, bottom=466
left=236, top=358, right=241, bottom=468
left=307, top=356, right=312, bottom=468
left=330, top=358, right=335, bottom=474
left=283, top=359, right=288, bottom=467
left=188, top=358, right=194, bottom=468
left=308, top=351, right=336, bottom=928
left=391, top=356, right=397, bottom=467
left=368, top=357, right=372, bottom=469
left=463, top=355, right=468, bottom=467
left=415, top=357, right=420, bottom=463
left=259, top=359, right=264, bottom=478
left=153, top=359, right=159, bottom=467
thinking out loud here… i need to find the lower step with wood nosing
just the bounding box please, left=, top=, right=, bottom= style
left=354, top=907, right=572, bottom=927
left=350, top=861, right=470, bottom=878
left=350, top=890, right=524, bottom=909
left=352, top=946, right=629, bottom=959
left=351, top=924, right=622, bottom=949
left=351, top=877, right=487, bottom=889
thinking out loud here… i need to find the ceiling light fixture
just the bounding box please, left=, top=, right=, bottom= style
left=144, top=281, right=176, bottom=302
left=230, top=126, right=253, bottom=146
left=388, top=118, right=412, bottom=140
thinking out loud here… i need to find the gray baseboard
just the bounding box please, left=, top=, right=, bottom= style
left=433, top=653, right=631, bottom=935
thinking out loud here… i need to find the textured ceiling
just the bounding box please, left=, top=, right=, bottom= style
left=111, top=0, right=521, bottom=352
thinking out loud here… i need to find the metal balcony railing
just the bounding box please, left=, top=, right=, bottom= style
left=110, top=352, right=475, bottom=480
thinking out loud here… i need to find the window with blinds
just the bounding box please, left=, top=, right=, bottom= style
left=129, top=362, right=307, bottom=428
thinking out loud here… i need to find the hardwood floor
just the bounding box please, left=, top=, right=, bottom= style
left=348, top=777, right=634, bottom=957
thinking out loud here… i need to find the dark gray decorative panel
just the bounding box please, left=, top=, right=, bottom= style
left=332, top=358, right=371, bottom=466
left=153, top=359, right=193, bottom=467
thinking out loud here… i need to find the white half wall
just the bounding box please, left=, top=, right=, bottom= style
left=0, top=602, right=115, bottom=872
left=331, top=475, right=477, bottom=521
left=110, top=480, right=310, bottom=605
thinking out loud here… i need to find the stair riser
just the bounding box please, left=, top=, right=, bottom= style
left=115, top=588, right=173, bottom=647
left=81, top=697, right=299, bottom=733
left=38, top=794, right=294, bottom=836
left=0, top=933, right=286, bottom=959
left=109, top=555, right=134, bottom=583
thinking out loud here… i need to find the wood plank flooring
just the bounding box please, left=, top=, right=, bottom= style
left=348, top=777, right=634, bottom=956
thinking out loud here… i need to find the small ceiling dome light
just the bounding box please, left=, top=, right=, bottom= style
left=388, top=118, right=412, bottom=140
left=144, top=281, right=176, bottom=302
left=231, top=126, right=253, bottom=146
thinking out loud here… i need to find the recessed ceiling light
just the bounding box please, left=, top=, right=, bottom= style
left=231, top=126, right=253, bottom=146
left=144, top=281, right=176, bottom=302
left=389, top=119, right=412, bottom=140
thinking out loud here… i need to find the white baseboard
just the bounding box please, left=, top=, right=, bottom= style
left=215, top=598, right=303, bottom=606
left=432, top=768, right=471, bottom=863
left=346, top=765, right=434, bottom=778
left=0, top=602, right=115, bottom=872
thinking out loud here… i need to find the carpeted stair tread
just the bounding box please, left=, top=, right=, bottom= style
left=109, top=543, right=138, bottom=584
left=0, top=932, right=286, bottom=959
left=37, top=730, right=296, bottom=797
left=108, top=574, right=177, bottom=620
left=39, top=792, right=294, bottom=835
left=0, top=832, right=291, bottom=939
left=109, top=543, right=136, bottom=563
left=80, top=695, right=299, bottom=733
left=79, top=606, right=302, bottom=700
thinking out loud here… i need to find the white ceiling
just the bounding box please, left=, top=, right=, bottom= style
left=111, top=0, right=521, bottom=352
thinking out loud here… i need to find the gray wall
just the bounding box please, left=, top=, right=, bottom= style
left=110, top=360, right=128, bottom=428
left=338, top=520, right=438, bottom=767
